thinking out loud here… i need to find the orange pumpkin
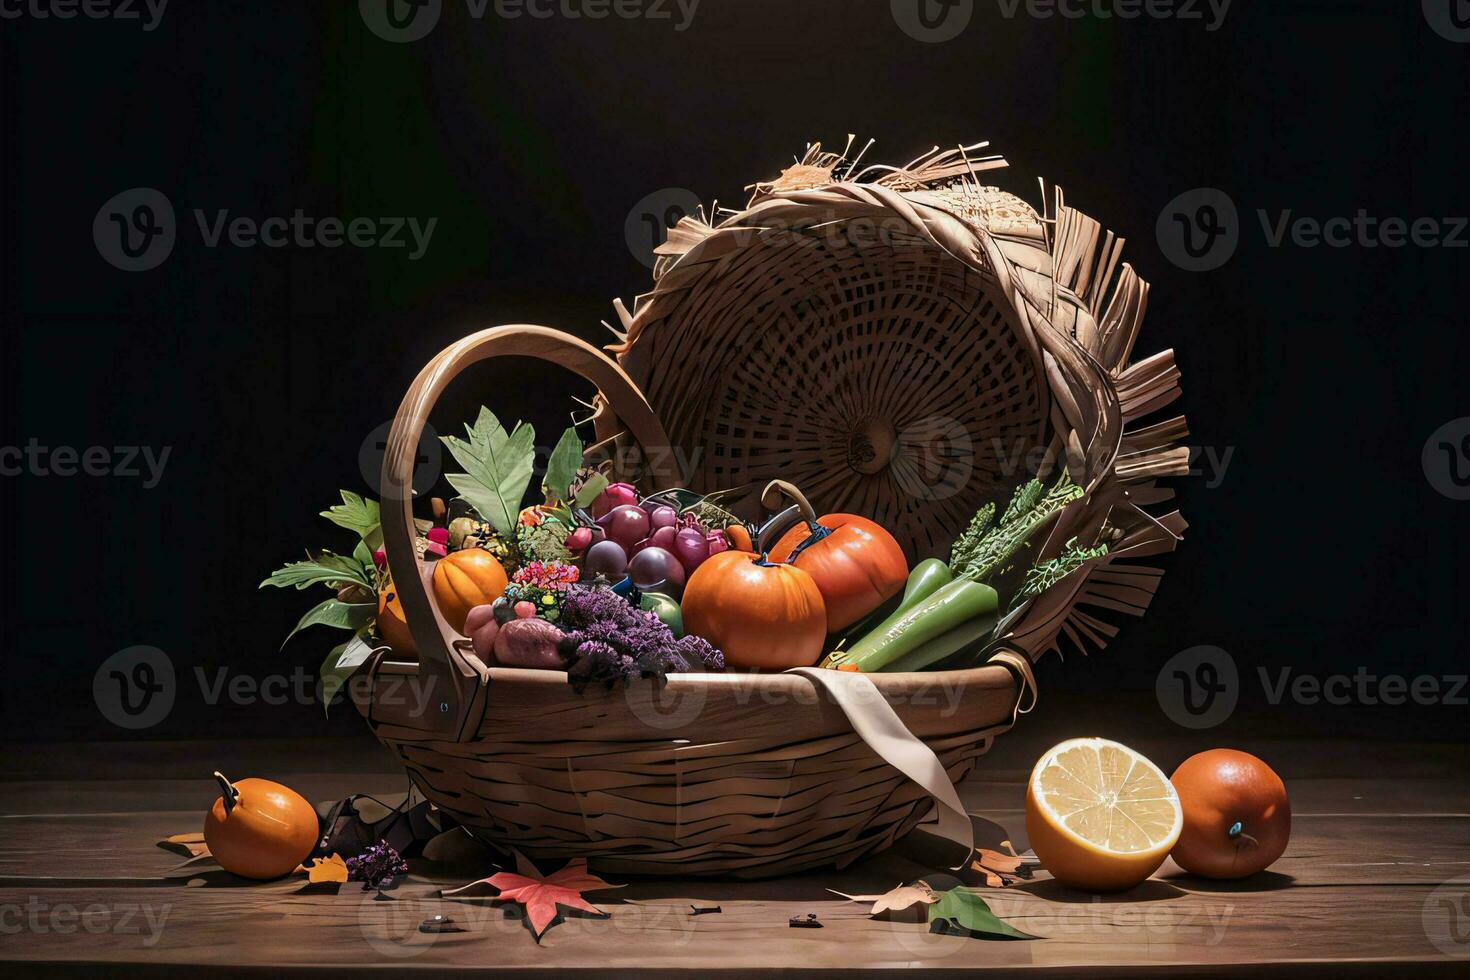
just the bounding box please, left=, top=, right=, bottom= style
left=682, top=550, right=827, bottom=670
left=432, top=548, right=508, bottom=634
left=764, top=481, right=908, bottom=632
left=376, top=582, right=417, bottom=655
left=203, top=772, right=319, bottom=879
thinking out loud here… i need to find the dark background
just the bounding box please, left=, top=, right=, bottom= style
left=1, top=1, right=1465, bottom=743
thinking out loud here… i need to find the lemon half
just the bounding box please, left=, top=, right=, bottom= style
left=1025, top=737, right=1183, bottom=892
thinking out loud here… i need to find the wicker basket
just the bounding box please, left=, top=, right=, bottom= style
left=356, top=143, right=1189, bottom=878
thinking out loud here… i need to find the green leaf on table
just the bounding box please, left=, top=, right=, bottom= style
left=261, top=552, right=373, bottom=591
left=442, top=407, right=535, bottom=538
left=544, top=427, right=584, bottom=505
left=927, top=886, right=1039, bottom=940
left=282, top=598, right=375, bottom=648
left=318, top=635, right=379, bottom=717
left=320, top=491, right=381, bottom=546
left=572, top=471, right=609, bottom=509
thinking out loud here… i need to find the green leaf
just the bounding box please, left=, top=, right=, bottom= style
left=320, top=491, right=381, bottom=546
left=544, top=427, right=584, bottom=504
left=282, top=598, right=375, bottom=648
left=927, top=887, right=1039, bottom=940
left=442, top=407, right=536, bottom=538
left=318, top=635, right=377, bottom=718
left=571, top=471, right=609, bottom=509
left=260, top=552, right=373, bottom=591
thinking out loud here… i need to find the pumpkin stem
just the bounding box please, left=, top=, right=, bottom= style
left=761, top=480, right=818, bottom=525
left=213, top=771, right=239, bottom=816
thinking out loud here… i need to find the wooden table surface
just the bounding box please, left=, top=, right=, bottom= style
left=2, top=717, right=1468, bottom=977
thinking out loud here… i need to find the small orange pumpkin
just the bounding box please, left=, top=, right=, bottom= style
left=764, top=481, right=908, bottom=632
left=682, top=550, right=827, bottom=670
left=432, top=548, right=509, bottom=634
left=376, top=582, right=416, bottom=655
left=203, top=772, right=319, bottom=880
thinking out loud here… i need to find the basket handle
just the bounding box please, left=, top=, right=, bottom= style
left=379, top=324, right=673, bottom=739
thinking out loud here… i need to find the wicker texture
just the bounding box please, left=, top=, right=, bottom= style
left=364, top=141, right=1189, bottom=877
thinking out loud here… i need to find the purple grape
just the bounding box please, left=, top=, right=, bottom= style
left=597, top=504, right=650, bottom=549
left=628, top=546, right=685, bottom=590
left=647, top=504, right=678, bottom=531
left=673, top=526, right=710, bottom=572
left=583, top=539, right=628, bottom=579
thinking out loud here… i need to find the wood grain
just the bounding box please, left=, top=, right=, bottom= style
left=1, top=734, right=1467, bottom=975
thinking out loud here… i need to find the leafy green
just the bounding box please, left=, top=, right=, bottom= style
left=544, top=427, right=584, bottom=505
left=1018, top=538, right=1110, bottom=600
left=948, top=502, right=995, bottom=568
left=572, top=471, right=609, bottom=509
left=442, top=407, right=536, bottom=538
left=320, top=490, right=381, bottom=547
left=282, top=598, right=375, bottom=647
left=951, top=472, right=1083, bottom=583
left=927, top=887, right=1038, bottom=940
left=261, top=552, right=374, bottom=591
left=999, top=478, right=1044, bottom=525
left=317, top=637, right=378, bottom=717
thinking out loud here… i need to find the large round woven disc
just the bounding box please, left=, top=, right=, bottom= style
left=619, top=223, right=1048, bottom=560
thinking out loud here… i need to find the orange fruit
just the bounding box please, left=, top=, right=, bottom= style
left=431, top=548, right=508, bottom=634
left=203, top=772, right=319, bottom=880
left=1170, top=749, right=1290, bottom=879
left=1025, top=737, right=1182, bottom=892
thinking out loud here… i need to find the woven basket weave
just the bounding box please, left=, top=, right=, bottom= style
left=358, top=142, right=1189, bottom=878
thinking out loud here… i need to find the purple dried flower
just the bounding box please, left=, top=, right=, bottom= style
left=676, top=634, right=724, bottom=672
left=346, top=840, right=408, bottom=890
left=558, top=584, right=725, bottom=689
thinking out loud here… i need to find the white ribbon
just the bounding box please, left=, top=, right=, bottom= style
left=789, top=667, right=973, bottom=867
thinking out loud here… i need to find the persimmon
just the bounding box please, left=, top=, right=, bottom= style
left=203, top=772, right=319, bottom=880
left=432, top=548, right=509, bottom=634
left=682, top=550, right=826, bottom=669
left=763, top=480, right=908, bottom=632
left=1170, top=749, right=1291, bottom=879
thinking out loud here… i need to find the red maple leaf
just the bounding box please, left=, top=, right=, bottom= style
left=445, top=858, right=620, bottom=941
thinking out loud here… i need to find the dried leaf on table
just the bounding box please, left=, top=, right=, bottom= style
left=829, top=880, right=940, bottom=917
left=300, top=853, right=349, bottom=884
left=443, top=857, right=620, bottom=942
left=927, top=886, right=1039, bottom=940
left=157, top=832, right=209, bottom=859
left=965, top=842, right=1038, bottom=888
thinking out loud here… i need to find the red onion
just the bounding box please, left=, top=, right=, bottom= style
left=673, top=526, right=710, bottom=571
left=565, top=526, right=593, bottom=553
left=596, top=504, right=650, bottom=549
left=646, top=504, right=678, bottom=531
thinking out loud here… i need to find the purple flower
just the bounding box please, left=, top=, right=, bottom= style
left=346, top=840, right=408, bottom=890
